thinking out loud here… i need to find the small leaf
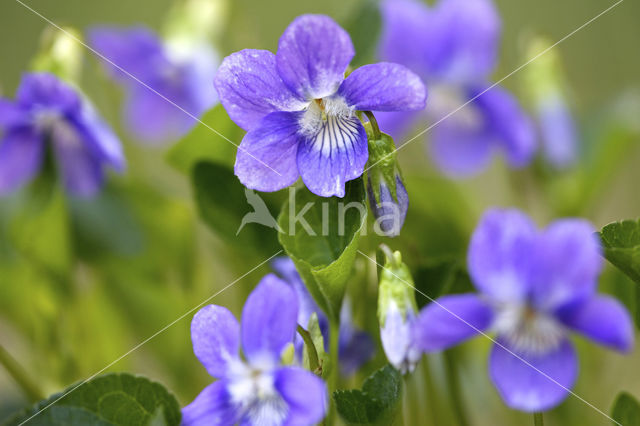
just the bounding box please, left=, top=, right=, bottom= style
left=333, top=365, right=402, bottom=425
left=192, top=161, right=281, bottom=257
left=600, top=219, right=640, bottom=330
left=166, top=104, right=241, bottom=174
left=5, top=373, right=181, bottom=426
left=611, top=392, right=640, bottom=426
left=599, top=218, right=640, bottom=284
left=278, top=179, right=367, bottom=320
left=302, top=313, right=329, bottom=378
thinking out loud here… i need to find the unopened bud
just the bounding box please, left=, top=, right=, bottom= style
left=365, top=125, right=408, bottom=237
left=377, top=245, right=420, bottom=373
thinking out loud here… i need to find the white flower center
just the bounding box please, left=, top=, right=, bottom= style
left=492, top=303, right=565, bottom=355
left=226, top=359, right=288, bottom=426
left=33, top=109, right=82, bottom=149
left=33, top=109, right=62, bottom=132
left=299, top=96, right=355, bottom=137
left=427, top=84, right=483, bottom=129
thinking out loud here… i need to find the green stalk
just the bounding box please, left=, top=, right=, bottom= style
left=328, top=318, right=341, bottom=424
left=422, top=357, right=440, bottom=425
left=402, top=376, right=411, bottom=425
left=444, top=351, right=468, bottom=426
left=0, top=345, right=44, bottom=402
left=363, top=110, right=381, bottom=139
left=533, top=412, right=544, bottom=426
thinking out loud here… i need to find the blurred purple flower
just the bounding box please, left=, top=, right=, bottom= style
left=413, top=209, right=633, bottom=411
left=377, top=0, right=536, bottom=177
left=0, top=72, right=124, bottom=197
left=89, top=26, right=218, bottom=144
left=214, top=14, right=426, bottom=197
left=183, top=274, right=327, bottom=425
left=537, top=92, right=578, bottom=169
left=272, top=257, right=375, bottom=376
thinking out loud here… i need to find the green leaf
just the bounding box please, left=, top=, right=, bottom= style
left=599, top=219, right=640, bottom=330
left=611, top=392, right=640, bottom=426
left=192, top=161, right=281, bottom=257
left=343, top=0, right=382, bottom=67
left=5, top=373, right=181, bottom=426
left=333, top=365, right=402, bottom=425
left=302, top=313, right=330, bottom=379
left=278, top=179, right=367, bottom=320
left=166, top=104, right=241, bottom=174
left=599, top=218, right=640, bottom=284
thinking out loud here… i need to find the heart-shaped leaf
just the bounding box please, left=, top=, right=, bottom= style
left=5, top=373, right=181, bottom=426
left=278, top=179, right=366, bottom=320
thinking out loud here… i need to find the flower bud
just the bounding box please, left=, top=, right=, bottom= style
left=32, top=26, right=83, bottom=82
left=377, top=246, right=421, bottom=373
left=163, top=0, right=228, bottom=43
left=523, top=36, right=577, bottom=169
left=365, top=124, right=409, bottom=237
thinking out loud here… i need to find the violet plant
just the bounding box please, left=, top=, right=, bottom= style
left=1, top=1, right=639, bottom=426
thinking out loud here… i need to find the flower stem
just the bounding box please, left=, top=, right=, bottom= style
left=328, top=318, right=340, bottom=424
left=533, top=412, right=544, bottom=426
left=363, top=110, right=381, bottom=139
left=0, top=344, right=44, bottom=402
left=444, top=350, right=468, bottom=426
left=296, top=325, right=321, bottom=376
left=422, top=357, right=440, bottom=425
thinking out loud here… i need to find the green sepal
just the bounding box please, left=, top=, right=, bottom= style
left=376, top=247, right=418, bottom=326
left=364, top=122, right=402, bottom=204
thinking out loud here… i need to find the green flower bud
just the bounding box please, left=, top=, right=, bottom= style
left=377, top=245, right=420, bottom=373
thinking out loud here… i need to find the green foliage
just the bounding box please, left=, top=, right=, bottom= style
left=278, top=179, right=367, bottom=320
left=600, top=218, right=640, bottom=284
left=599, top=219, right=640, bottom=329
left=611, top=392, right=640, bottom=426
left=4, top=373, right=181, bottom=426
left=333, top=365, right=402, bottom=425
left=191, top=161, right=281, bottom=257
left=166, top=105, right=241, bottom=174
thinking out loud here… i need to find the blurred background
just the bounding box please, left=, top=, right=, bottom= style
left=1, top=0, right=639, bottom=425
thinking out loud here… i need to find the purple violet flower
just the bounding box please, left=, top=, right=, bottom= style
left=183, top=274, right=327, bottom=425
left=214, top=14, right=427, bottom=198
left=0, top=72, right=124, bottom=197
left=377, top=0, right=536, bottom=177
left=413, top=209, right=634, bottom=411
left=89, top=26, right=218, bottom=144
left=272, top=257, right=375, bottom=376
